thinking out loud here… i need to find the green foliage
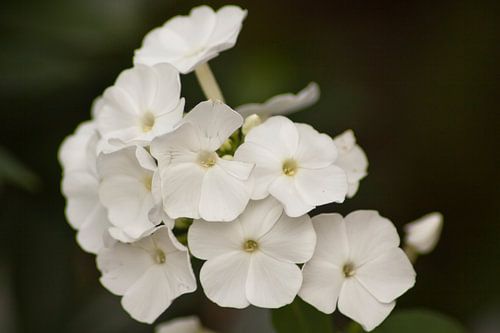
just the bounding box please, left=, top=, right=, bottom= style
left=372, top=309, right=468, bottom=333
left=0, top=146, right=40, bottom=192
left=272, top=298, right=334, bottom=333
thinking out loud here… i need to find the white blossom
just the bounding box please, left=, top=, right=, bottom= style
left=333, top=130, right=368, bottom=198
left=237, top=82, right=320, bottom=119
left=95, top=64, right=184, bottom=150
left=299, top=211, right=416, bottom=331
left=156, top=316, right=215, bottom=333
left=188, top=197, right=316, bottom=309
left=59, top=121, right=111, bottom=254
left=234, top=116, right=348, bottom=217
left=404, top=212, right=443, bottom=254
left=134, top=5, right=247, bottom=74
left=151, top=100, right=254, bottom=222
left=97, top=227, right=196, bottom=324
left=97, top=146, right=172, bottom=242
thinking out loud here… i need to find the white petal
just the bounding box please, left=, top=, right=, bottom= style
left=344, top=210, right=400, bottom=265
left=200, top=251, right=251, bottom=309
left=338, top=278, right=395, bottom=332
left=234, top=142, right=281, bottom=199
left=188, top=219, right=244, bottom=260
left=237, top=82, right=320, bottom=118
left=76, top=205, right=111, bottom=254
left=246, top=252, right=302, bottom=308
left=294, top=165, right=348, bottom=206
left=199, top=165, right=251, bottom=222
left=62, top=171, right=100, bottom=229
left=209, top=5, right=247, bottom=48
left=356, top=248, right=416, bottom=303
left=160, top=163, right=204, bottom=219
left=238, top=197, right=283, bottom=240
left=243, top=116, right=299, bottom=160
left=58, top=121, right=98, bottom=174
left=404, top=212, right=443, bottom=254
left=259, top=213, right=316, bottom=263
left=299, top=260, right=344, bottom=314
left=156, top=316, right=205, bottom=333
left=151, top=123, right=201, bottom=166
left=121, top=266, right=173, bottom=324
left=97, top=243, right=153, bottom=295
left=294, top=123, right=337, bottom=169
left=310, top=214, right=349, bottom=266
left=183, top=101, right=242, bottom=151
left=216, top=157, right=254, bottom=180
left=268, top=175, right=314, bottom=217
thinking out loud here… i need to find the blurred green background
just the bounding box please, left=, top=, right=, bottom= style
left=0, top=0, right=498, bottom=332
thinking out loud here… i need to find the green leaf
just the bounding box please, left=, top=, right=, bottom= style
left=372, top=309, right=467, bottom=333
left=0, top=146, right=41, bottom=192
left=272, top=298, right=334, bottom=333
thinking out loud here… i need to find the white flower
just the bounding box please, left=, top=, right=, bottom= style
left=134, top=5, right=247, bottom=74
left=404, top=212, right=443, bottom=254
left=299, top=211, right=416, bottom=331
left=151, top=100, right=254, bottom=222
left=59, top=121, right=112, bottom=254
left=97, top=146, right=172, bottom=242
left=237, top=82, right=320, bottom=119
left=95, top=64, right=184, bottom=149
left=234, top=116, right=348, bottom=217
left=188, top=197, right=316, bottom=309
left=333, top=130, right=368, bottom=198
left=156, top=316, right=215, bottom=333
left=97, top=227, right=196, bottom=324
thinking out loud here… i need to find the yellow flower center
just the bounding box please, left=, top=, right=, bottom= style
left=342, top=262, right=356, bottom=278
left=282, top=159, right=298, bottom=176
left=198, top=151, right=218, bottom=168
left=143, top=175, right=153, bottom=191
left=141, top=112, right=155, bottom=132
left=154, top=249, right=166, bottom=264
left=243, top=239, right=259, bottom=253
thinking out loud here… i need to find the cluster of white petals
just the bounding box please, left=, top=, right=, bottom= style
left=57, top=4, right=435, bottom=330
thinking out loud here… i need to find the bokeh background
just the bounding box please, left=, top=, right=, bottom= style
left=0, top=0, right=498, bottom=332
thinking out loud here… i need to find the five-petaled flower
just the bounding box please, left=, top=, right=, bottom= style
left=151, top=100, right=254, bottom=222
left=188, top=197, right=316, bottom=308
left=235, top=116, right=348, bottom=217
left=97, top=227, right=196, bottom=324
left=134, top=5, right=247, bottom=74
left=299, top=211, right=416, bottom=331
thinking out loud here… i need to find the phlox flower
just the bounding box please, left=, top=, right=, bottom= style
left=134, top=5, right=247, bottom=74
left=59, top=120, right=111, bottom=253
left=332, top=130, right=368, bottom=198
left=151, top=100, right=254, bottom=222
left=97, top=146, right=172, bottom=242
left=404, top=212, right=443, bottom=255
left=299, top=211, right=416, bottom=331
left=237, top=82, right=320, bottom=119
left=234, top=116, right=348, bottom=217
left=95, top=64, right=184, bottom=150
left=188, top=197, right=316, bottom=309
left=156, top=316, right=215, bottom=333
left=97, top=227, right=196, bottom=324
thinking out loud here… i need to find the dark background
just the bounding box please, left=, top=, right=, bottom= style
left=0, top=0, right=498, bottom=332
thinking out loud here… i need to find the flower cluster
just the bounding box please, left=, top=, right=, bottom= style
left=59, top=5, right=442, bottom=331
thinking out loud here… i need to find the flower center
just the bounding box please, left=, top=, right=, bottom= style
left=243, top=239, right=259, bottom=253
left=198, top=151, right=218, bottom=168
left=282, top=159, right=298, bottom=176
left=342, top=262, right=356, bottom=278
left=154, top=249, right=166, bottom=264
left=141, top=112, right=155, bottom=132
left=143, top=175, right=153, bottom=191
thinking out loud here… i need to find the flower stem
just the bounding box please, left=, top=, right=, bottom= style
left=194, top=62, right=225, bottom=102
